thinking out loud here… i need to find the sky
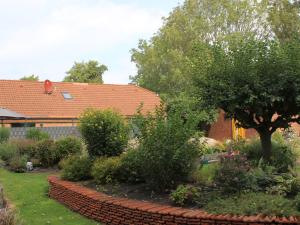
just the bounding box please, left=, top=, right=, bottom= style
left=0, top=0, right=183, bottom=84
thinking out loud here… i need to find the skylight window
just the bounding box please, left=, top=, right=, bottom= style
left=62, top=92, right=73, bottom=100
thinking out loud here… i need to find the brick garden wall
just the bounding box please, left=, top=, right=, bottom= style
left=48, top=176, right=300, bottom=225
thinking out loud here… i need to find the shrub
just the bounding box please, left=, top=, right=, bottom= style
left=61, top=155, right=92, bottom=181
left=25, top=128, right=49, bottom=141
left=92, top=157, right=122, bottom=184
left=133, top=106, right=200, bottom=191
left=291, top=178, right=300, bottom=196
left=240, top=138, right=296, bottom=173
left=295, top=193, right=300, bottom=211
left=204, top=192, right=299, bottom=217
left=118, top=149, right=144, bottom=183
left=170, top=185, right=199, bottom=206
left=8, top=154, right=27, bottom=173
left=191, top=163, right=219, bottom=185
left=0, top=143, right=17, bottom=162
left=0, top=127, right=10, bottom=143
left=79, top=109, right=129, bottom=158
left=10, top=139, right=36, bottom=158
left=265, top=173, right=299, bottom=196
left=214, top=155, right=252, bottom=194
left=55, top=136, right=82, bottom=160
left=33, top=139, right=56, bottom=167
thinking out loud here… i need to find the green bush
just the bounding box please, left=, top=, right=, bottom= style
left=61, top=155, right=92, bottom=181
left=0, top=143, right=17, bottom=162
left=33, top=139, right=56, bottom=167
left=0, top=127, right=10, bottom=143
left=79, top=109, right=129, bottom=158
left=191, top=163, right=219, bottom=185
left=25, top=128, right=50, bottom=141
left=133, top=107, right=200, bottom=191
left=10, top=139, right=36, bottom=158
left=204, top=192, right=299, bottom=217
left=295, top=193, right=300, bottom=211
left=240, top=138, right=296, bottom=173
left=264, top=173, right=299, bottom=196
left=55, top=136, right=82, bottom=160
left=118, top=149, right=144, bottom=183
left=170, top=184, right=199, bottom=206
left=91, top=157, right=122, bottom=184
left=291, top=178, right=300, bottom=196
left=8, top=154, right=27, bottom=173
left=214, top=155, right=252, bottom=194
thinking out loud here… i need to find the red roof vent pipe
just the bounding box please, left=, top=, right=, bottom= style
left=44, top=80, right=53, bottom=94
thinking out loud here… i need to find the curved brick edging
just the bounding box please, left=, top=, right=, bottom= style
left=48, top=176, right=300, bottom=225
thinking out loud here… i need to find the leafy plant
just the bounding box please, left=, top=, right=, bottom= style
left=295, top=193, right=300, bottom=211
left=10, top=139, right=36, bottom=158
left=170, top=184, right=199, bottom=206
left=8, top=154, right=27, bottom=173
left=61, top=155, right=92, bottom=181
left=0, top=127, right=10, bottom=143
left=0, top=143, right=17, bottom=162
left=191, top=163, right=219, bottom=185
left=91, top=157, right=122, bottom=184
left=204, top=192, right=300, bottom=217
left=55, top=136, right=82, bottom=160
left=25, top=128, right=49, bottom=141
left=132, top=106, right=200, bottom=191
left=118, top=149, right=144, bottom=183
left=214, top=155, right=252, bottom=194
left=79, top=109, right=129, bottom=158
left=33, top=139, right=56, bottom=167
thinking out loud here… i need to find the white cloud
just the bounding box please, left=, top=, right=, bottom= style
left=0, top=0, right=174, bottom=83
left=0, top=1, right=162, bottom=58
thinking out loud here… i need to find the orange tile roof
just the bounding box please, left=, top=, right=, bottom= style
left=0, top=80, right=161, bottom=118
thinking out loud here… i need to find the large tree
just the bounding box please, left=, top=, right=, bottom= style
left=131, top=0, right=273, bottom=96
left=20, top=74, right=39, bottom=81
left=63, top=60, right=108, bottom=83
left=193, top=38, right=300, bottom=161
left=130, top=0, right=300, bottom=125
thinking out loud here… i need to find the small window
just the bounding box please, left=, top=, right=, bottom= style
left=11, top=123, right=35, bottom=128
left=62, top=92, right=73, bottom=100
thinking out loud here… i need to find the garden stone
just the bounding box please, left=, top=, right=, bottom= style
left=26, top=162, right=33, bottom=171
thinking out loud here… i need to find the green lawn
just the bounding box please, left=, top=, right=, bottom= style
left=0, top=168, right=99, bottom=225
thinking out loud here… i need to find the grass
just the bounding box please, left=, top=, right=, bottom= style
left=0, top=168, right=99, bottom=225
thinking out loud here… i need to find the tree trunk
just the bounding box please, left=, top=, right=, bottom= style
left=259, top=131, right=272, bottom=162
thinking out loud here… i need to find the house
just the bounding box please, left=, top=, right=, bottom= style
left=3, top=79, right=296, bottom=141
left=0, top=80, right=161, bottom=130
left=208, top=110, right=300, bottom=141
left=207, top=110, right=257, bottom=141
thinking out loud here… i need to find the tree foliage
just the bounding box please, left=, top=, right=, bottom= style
left=130, top=0, right=300, bottom=128
left=193, top=38, right=300, bottom=160
left=268, top=0, right=300, bottom=42
left=131, top=0, right=273, bottom=96
left=20, top=74, right=39, bottom=81
left=63, top=60, right=108, bottom=83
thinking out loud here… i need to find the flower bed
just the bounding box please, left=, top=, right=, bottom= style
left=48, top=176, right=300, bottom=225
